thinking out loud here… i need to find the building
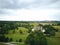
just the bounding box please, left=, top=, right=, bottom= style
left=32, top=24, right=45, bottom=32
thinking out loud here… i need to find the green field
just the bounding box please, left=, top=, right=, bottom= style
left=5, top=27, right=29, bottom=42
left=0, top=22, right=60, bottom=45
left=6, top=25, right=60, bottom=45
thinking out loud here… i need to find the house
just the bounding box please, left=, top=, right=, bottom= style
left=32, top=26, right=41, bottom=31
left=32, top=24, right=45, bottom=32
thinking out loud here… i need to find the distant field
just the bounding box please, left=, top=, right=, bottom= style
left=53, top=26, right=60, bottom=31
left=40, top=22, right=57, bottom=25
left=29, top=22, right=38, bottom=26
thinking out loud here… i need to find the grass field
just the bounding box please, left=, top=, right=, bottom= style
left=5, top=27, right=29, bottom=42
left=47, top=25, right=60, bottom=45
left=0, top=22, right=60, bottom=45
left=47, top=37, right=60, bottom=45
left=47, top=31, right=60, bottom=45
left=53, top=26, right=60, bottom=32
left=5, top=23, right=60, bottom=45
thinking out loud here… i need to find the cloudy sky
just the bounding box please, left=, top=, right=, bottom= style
left=0, top=0, right=60, bottom=21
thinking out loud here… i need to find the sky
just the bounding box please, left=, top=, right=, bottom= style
left=0, top=0, right=60, bottom=21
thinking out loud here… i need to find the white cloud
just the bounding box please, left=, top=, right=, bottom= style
left=0, top=9, right=60, bottom=21
left=0, top=9, right=16, bottom=15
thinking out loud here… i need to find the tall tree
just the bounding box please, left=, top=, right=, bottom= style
left=25, top=30, right=47, bottom=45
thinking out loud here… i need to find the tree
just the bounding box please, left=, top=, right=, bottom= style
left=0, top=35, right=9, bottom=42
left=9, top=38, right=13, bottom=42
left=19, top=30, right=23, bottom=34
left=44, top=25, right=56, bottom=37
left=13, top=30, right=15, bottom=34
left=50, top=30, right=55, bottom=36
left=25, top=30, right=47, bottom=45
left=0, top=21, right=19, bottom=34
left=5, top=37, right=9, bottom=42
left=19, top=38, right=22, bottom=42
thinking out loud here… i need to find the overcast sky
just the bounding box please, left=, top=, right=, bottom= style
left=0, top=0, right=60, bottom=21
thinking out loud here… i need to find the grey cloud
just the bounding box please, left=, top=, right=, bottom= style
left=31, top=0, right=60, bottom=9
left=0, top=0, right=60, bottom=15
left=0, top=0, right=32, bottom=9
left=0, top=10, right=6, bottom=14
left=0, top=0, right=60, bottom=9
left=0, top=9, right=15, bottom=15
left=0, top=9, right=9, bottom=14
left=0, top=0, right=19, bottom=9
